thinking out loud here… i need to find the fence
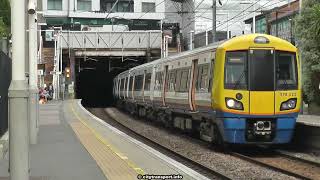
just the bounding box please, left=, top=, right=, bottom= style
left=0, top=51, right=11, bottom=136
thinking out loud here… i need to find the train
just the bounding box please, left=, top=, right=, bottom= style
left=113, top=34, right=301, bottom=146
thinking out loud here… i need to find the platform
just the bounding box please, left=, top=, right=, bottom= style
left=297, top=115, right=320, bottom=127
left=0, top=100, right=209, bottom=180
left=294, top=115, right=320, bottom=150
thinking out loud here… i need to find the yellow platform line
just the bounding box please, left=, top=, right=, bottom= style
left=69, top=103, right=144, bottom=177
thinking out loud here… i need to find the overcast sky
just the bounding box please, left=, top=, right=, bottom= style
left=193, top=0, right=295, bottom=35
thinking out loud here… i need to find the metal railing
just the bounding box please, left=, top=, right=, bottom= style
left=60, top=31, right=162, bottom=50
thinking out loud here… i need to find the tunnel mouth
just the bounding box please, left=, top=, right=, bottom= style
left=75, top=56, right=145, bottom=108
left=76, top=58, right=114, bottom=107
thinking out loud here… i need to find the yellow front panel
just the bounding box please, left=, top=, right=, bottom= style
left=275, top=90, right=301, bottom=115
left=219, top=90, right=250, bottom=115
left=250, top=91, right=274, bottom=115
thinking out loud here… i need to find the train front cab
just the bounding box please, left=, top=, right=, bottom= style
left=212, top=34, right=301, bottom=144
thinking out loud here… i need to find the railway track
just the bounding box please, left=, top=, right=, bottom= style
left=231, top=148, right=320, bottom=180
left=88, top=107, right=320, bottom=180
left=87, top=108, right=233, bottom=180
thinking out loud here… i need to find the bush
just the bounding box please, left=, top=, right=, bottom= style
left=295, top=1, right=320, bottom=105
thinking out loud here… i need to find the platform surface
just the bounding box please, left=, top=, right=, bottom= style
left=0, top=101, right=105, bottom=180
left=0, top=100, right=208, bottom=180
left=297, top=115, right=320, bottom=127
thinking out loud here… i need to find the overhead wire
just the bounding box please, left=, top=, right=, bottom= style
left=216, top=0, right=288, bottom=31
left=191, top=0, right=287, bottom=33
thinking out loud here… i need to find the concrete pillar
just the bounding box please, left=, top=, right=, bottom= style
left=9, top=0, right=30, bottom=179
left=28, top=0, right=38, bottom=145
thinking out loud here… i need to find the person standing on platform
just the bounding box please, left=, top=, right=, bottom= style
left=48, top=83, right=54, bottom=100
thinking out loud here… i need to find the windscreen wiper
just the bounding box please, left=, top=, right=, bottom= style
left=276, top=71, right=289, bottom=90
left=233, top=70, right=247, bottom=90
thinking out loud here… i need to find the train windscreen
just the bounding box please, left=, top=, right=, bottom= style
left=276, top=51, right=298, bottom=90
left=225, top=50, right=298, bottom=91
left=224, top=51, right=248, bottom=90
left=249, top=49, right=275, bottom=91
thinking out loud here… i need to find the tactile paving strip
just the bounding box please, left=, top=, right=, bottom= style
left=69, top=105, right=138, bottom=180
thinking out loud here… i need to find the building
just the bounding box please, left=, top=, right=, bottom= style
left=194, top=30, right=227, bottom=48
left=244, top=13, right=268, bottom=34
left=244, top=0, right=300, bottom=45
left=268, top=0, right=300, bottom=44
left=42, top=0, right=165, bottom=30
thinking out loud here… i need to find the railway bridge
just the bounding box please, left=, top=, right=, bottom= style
left=42, top=30, right=162, bottom=106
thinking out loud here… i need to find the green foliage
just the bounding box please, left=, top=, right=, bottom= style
left=0, top=0, right=10, bottom=37
left=0, top=18, right=6, bottom=36
left=295, top=0, right=320, bottom=105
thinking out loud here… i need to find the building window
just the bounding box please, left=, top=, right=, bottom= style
left=47, top=0, right=62, bottom=10
left=142, top=2, right=155, bottom=13
left=100, top=0, right=134, bottom=12
left=78, top=0, right=92, bottom=11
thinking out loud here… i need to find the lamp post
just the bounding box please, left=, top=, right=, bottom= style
left=240, top=1, right=256, bottom=33
left=189, top=31, right=194, bottom=50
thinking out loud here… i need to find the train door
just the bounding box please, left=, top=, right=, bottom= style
left=189, top=59, right=198, bottom=111
left=123, top=77, right=127, bottom=99
left=162, top=65, right=169, bottom=106
left=142, top=70, right=146, bottom=102
left=150, top=65, right=156, bottom=102
left=132, top=75, right=135, bottom=101
left=249, top=49, right=275, bottom=115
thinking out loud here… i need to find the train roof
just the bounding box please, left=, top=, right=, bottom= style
left=129, top=40, right=226, bottom=71
left=219, top=34, right=297, bottom=51
left=116, top=34, right=297, bottom=78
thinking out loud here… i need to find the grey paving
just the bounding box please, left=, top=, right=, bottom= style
left=0, top=101, right=105, bottom=180
left=297, top=115, right=320, bottom=127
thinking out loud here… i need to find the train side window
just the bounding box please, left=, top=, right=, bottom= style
left=124, top=77, right=127, bottom=91
left=120, top=78, right=125, bottom=91
left=175, top=70, right=182, bottom=91
left=125, top=77, right=129, bottom=91
left=178, top=69, right=190, bottom=92
left=167, top=70, right=176, bottom=92
left=134, top=74, right=144, bottom=91
left=196, top=64, right=209, bottom=92
left=155, top=72, right=163, bottom=91
left=129, top=76, right=134, bottom=91
left=144, top=73, right=152, bottom=91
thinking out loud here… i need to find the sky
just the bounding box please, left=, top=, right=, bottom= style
left=193, top=0, right=296, bottom=35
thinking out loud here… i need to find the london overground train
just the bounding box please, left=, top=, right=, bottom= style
left=113, top=34, right=301, bottom=145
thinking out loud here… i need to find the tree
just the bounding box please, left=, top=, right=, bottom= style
left=295, top=0, right=320, bottom=105
left=0, top=0, right=10, bottom=37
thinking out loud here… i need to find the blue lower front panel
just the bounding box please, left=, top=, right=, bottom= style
left=216, top=117, right=296, bottom=144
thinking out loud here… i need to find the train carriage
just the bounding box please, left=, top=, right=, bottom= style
left=114, top=34, right=301, bottom=145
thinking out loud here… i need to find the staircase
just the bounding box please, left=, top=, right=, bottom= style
left=41, top=48, right=54, bottom=86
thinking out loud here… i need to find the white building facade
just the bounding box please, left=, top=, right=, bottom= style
left=42, top=0, right=165, bottom=30
left=43, top=0, right=165, bottom=19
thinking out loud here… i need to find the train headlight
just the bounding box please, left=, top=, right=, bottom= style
left=280, top=98, right=297, bottom=111
left=225, top=98, right=244, bottom=110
